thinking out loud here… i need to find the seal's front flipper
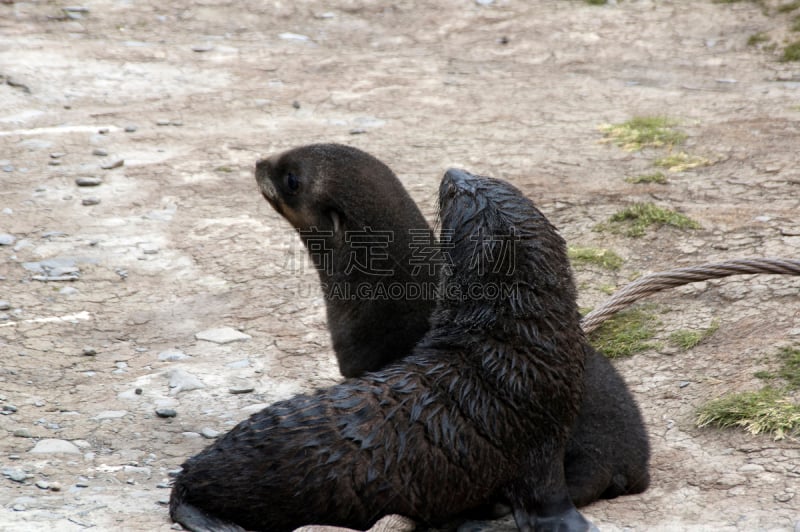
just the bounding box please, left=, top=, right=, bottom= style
left=511, top=501, right=596, bottom=532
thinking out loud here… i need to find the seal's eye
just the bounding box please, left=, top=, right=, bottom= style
left=286, top=172, right=300, bottom=193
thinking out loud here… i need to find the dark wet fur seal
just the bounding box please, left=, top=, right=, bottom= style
left=256, top=144, right=649, bottom=509
left=170, top=169, right=594, bottom=532
left=255, top=143, right=438, bottom=378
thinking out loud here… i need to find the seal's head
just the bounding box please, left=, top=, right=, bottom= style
left=254, top=143, right=409, bottom=237
left=436, top=168, right=578, bottom=335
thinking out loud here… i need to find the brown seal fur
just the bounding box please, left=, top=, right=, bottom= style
left=170, top=168, right=594, bottom=532
left=255, top=144, right=649, bottom=509
left=255, top=143, right=438, bottom=378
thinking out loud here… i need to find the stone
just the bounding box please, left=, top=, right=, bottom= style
left=158, top=349, right=190, bottom=362
left=94, top=410, right=128, bottom=420
left=29, top=439, right=81, bottom=454
left=82, top=198, right=101, bottom=206
left=167, top=368, right=205, bottom=394
left=100, top=159, right=124, bottom=170
left=4, top=469, right=28, bottom=483
left=92, top=148, right=108, bottom=156
left=200, top=427, right=220, bottom=439
left=82, top=347, right=97, bottom=356
left=76, top=177, right=102, bottom=187
left=195, top=327, right=251, bottom=344
left=0, top=301, right=10, bottom=311
left=13, top=429, right=32, bottom=438
left=0, top=234, right=16, bottom=246
left=156, top=408, right=177, bottom=418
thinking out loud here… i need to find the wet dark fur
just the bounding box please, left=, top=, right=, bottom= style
left=254, top=144, right=438, bottom=378
left=170, top=170, right=593, bottom=532
left=256, top=144, right=649, bottom=509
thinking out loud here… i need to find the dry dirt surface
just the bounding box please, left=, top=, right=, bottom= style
left=1, top=1, right=799, bottom=531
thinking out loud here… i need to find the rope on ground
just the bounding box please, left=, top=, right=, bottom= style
left=581, top=257, right=800, bottom=334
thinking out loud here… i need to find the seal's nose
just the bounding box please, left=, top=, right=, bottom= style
left=254, top=158, right=271, bottom=182
left=443, top=167, right=478, bottom=193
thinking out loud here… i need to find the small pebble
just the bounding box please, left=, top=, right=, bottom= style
left=82, top=347, right=97, bottom=356
left=98, top=128, right=109, bottom=134
left=63, top=6, right=89, bottom=13
left=191, top=43, right=214, bottom=53
left=0, top=234, right=16, bottom=246
left=124, top=125, right=137, bottom=133
left=292, top=101, right=301, bottom=109
left=229, top=385, right=255, bottom=395
left=200, top=427, right=220, bottom=439
left=100, top=159, right=124, bottom=170
left=82, top=198, right=100, bottom=206
left=2, top=405, right=18, bottom=413
left=35, top=480, right=49, bottom=490
left=75, top=480, right=89, bottom=488
left=135, top=388, right=143, bottom=395
left=679, top=381, right=690, bottom=388
left=158, top=349, right=190, bottom=362
left=0, top=301, right=10, bottom=311
left=13, top=429, right=32, bottom=438
left=8, top=470, right=28, bottom=483
left=76, top=177, right=102, bottom=187
left=49, top=482, right=61, bottom=491
left=156, top=119, right=171, bottom=126
left=156, top=408, right=177, bottom=418
left=92, top=148, right=108, bottom=156
left=48, top=160, right=61, bottom=166
left=50, top=152, right=65, bottom=159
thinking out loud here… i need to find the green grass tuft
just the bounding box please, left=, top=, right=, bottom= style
left=777, top=0, right=800, bottom=13
left=777, top=346, right=800, bottom=388
left=747, top=32, right=770, bottom=45
left=625, top=171, right=668, bottom=184
left=781, top=40, right=800, bottom=61
left=653, top=151, right=711, bottom=172
left=697, top=388, right=800, bottom=440
left=599, top=116, right=687, bottom=151
left=588, top=308, right=660, bottom=358
left=669, top=321, right=719, bottom=351
left=597, top=202, right=701, bottom=237
left=568, top=247, right=624, bottom=271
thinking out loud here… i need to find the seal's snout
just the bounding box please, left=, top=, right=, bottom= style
left=254, top=158, right=271, bottom=183
left=443, top=168, right=478, bottom=193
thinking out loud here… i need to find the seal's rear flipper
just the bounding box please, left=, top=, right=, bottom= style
left=170, top=500, right=245, bottom=532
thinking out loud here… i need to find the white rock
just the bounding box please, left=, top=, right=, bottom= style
left=94, top=410, right=128, bottom=420
left=195, top=327, right=251, bottom=344
left=167, top=368, right=205, bottom=394
left=29, top=439, right=81, bottom=454
left=158, top=349, right=190, bottom=361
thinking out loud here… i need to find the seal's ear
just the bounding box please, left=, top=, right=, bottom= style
left=329, top=209, right=342, bottom=235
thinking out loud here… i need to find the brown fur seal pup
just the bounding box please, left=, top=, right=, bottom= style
left=256, top=144, right=649, bottom=509
left=170, top=168, right=594, bottom=532
left=254, top=143, right=438, bottom=378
